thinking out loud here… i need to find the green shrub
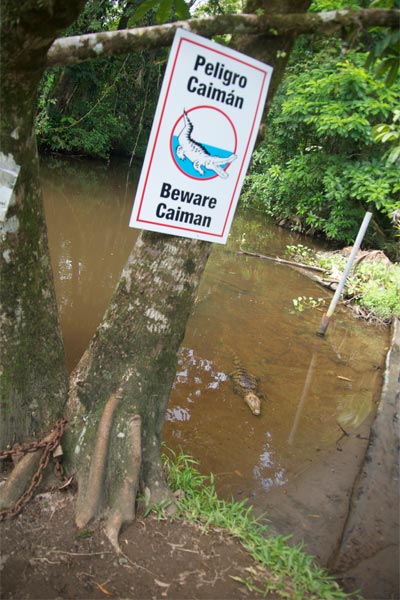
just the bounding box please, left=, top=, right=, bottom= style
left=242, top=47, right=400, bottom=254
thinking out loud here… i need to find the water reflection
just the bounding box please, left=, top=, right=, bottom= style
left=41, top=156, right=139, bottom=371
left=172, top=347, right=228, bottom=402
left=41, top=156, right=388, bottom=503
left=165, top=407, right=191, bottom=422
left=163, top=214, right=388, bottom=501
left=254, top=432, right=287, bottom=492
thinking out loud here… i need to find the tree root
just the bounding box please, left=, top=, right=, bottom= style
left=104, top=415, right=142, bottom=552
left=0, top=450, right=43, bottom=510
left=0, top=424, right=66, bottom=512
left=75, top=391, right=121, bottom=529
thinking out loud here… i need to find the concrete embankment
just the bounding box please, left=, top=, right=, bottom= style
left=332, top=317, right=399, bottom=599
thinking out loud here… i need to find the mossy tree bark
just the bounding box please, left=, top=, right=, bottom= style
left=0, top=0, right=87, bottom=448
left=65, top=232, right=211, bottom=546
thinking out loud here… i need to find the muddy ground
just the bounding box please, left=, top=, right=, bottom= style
left=0, top=490, right=273, bottom=600
left=0, top=424, right=394, bottom=600
left=1, top=320, right=398, bottom=600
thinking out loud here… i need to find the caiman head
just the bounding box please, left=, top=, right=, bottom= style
left=244, top=391, right=261, bottom=416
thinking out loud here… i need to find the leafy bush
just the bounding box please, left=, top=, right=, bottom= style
left=347, top=260, right=400, bottom=320
left=372, top=109, right=400, bottom=165
left=242, top=45, right=400, bottom=255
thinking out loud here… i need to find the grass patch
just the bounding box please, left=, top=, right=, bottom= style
left=285, top=244, right=400, bottom=322
left=162, top=448, right=355, bottom=599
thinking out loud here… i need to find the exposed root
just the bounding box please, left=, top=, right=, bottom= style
left=0, top=450, right=43, bottom=510
left=0, top=423, right=66, bottom=513
left=75, top=391, right=121, bottom=529
left=104, top=415, right=142, bottom=552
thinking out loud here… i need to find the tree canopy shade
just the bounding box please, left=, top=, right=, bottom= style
left=39, top=5, right=400, bottom=158
left=1, top=0, right=399, bottom=547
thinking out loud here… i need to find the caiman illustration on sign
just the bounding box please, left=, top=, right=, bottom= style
left=229, top=356, right=265, bottom=416
left=176, top=110, right=237, bottom=179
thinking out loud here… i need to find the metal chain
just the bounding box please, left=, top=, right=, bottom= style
left=0, top=439, right=51, bottom=460
left=0, top=419, right=68, bottom=522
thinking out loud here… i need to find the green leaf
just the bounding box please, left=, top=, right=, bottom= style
left=156, top=0, right=173, bottom=22
left=388, top=146, right=400, bottom=164
left=174, top=0, right=190, bottom=19
left=385, top=59, right=400, bottom=87
left=129, top=0, right=161, bottom=23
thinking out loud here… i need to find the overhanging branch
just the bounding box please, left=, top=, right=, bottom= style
left=47, top=9, right=399, bottom=67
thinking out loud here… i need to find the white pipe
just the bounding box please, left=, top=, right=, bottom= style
left=317, top=211, right=372, bottom=336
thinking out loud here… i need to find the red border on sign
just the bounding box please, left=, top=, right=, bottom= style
left=135, top=34, right=268, bottom=239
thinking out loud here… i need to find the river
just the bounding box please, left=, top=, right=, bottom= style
left=41, top=155, right=388, bottom=504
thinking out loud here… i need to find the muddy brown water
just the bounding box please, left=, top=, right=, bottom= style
left=41, top=156, right=388, bottom=507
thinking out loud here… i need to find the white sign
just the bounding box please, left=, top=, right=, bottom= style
left=0, top=156, right=20, bottom=222
left=129, top=28, right=272, bottom=244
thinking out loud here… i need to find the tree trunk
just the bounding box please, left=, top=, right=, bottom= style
left=65, top=231, right=211, bottom=546
left=0, top=0, right=87, bottom=448
left=63, top=1, right=314, bottom=546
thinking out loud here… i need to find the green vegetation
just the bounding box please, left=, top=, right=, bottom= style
left=242, top=1, right=399, bottom=257
left=36, top=0, right=399, bottom=255
left=128, top=0, right=190, bottom=25
left=36, top=0, right=167, bottom=159
left=372, top=108, right=400, bottom=165
left=160, top=449, right=353, bottom=600
left=286, top=244, right=400, bottom=322
left=347, top=260, right=400, bottom=319
left=292, top=296, right=326, bottom=313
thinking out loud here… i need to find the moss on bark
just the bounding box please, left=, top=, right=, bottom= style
left=0, top=0, right=87, bottom=447
left=65, top=231, right=211, bottom=534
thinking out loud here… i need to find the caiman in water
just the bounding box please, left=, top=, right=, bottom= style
left=229, top=357, right=264, bottom=416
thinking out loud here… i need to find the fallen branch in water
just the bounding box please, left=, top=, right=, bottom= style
left=237, top=248, right=325, bottom=272
left=238, top=246, right=395, bottom=325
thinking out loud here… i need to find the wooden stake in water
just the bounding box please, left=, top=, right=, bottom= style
left=317, top=211, right=372, bottom=337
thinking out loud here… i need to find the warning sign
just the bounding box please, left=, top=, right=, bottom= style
left=129, top=28, right=272, bottom=244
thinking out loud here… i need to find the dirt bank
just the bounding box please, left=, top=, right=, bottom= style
left=332, top=317, right=400, bottom=599
left=0, top=491, right=270, bottom=599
